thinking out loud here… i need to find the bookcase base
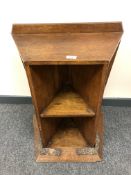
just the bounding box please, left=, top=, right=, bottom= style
left=33, top=115, right=103, bottom=162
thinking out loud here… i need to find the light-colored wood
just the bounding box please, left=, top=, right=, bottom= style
left=40, top=91, right=95, bottom=117
left=33, top=114, right=102, bottom=162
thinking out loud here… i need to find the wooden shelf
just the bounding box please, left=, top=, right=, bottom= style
left=40, top=91, right=95, bottom=117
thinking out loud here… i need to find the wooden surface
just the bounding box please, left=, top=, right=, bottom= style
left=12, top=22, right=123, bottom=34
left=25, top=65, right=61, bottom=144
left=40, top=91, right=95, bottom=117
left=70, top=64, right=107, bottom=146
left=12, top=22, right=123, bottom=65
left=41, top=117, right=61, bottom=147
left=48, top=117, right=87, bottom=147
left=12, top=22, right=123, bottom=162
left=12, top=33, right=122, bottom=65
left=33, top=114, right=102, bottom=162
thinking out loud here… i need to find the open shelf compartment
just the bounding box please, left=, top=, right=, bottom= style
left=28, top=64, right=104, bottom=162
left=33, top=114, right=102, bottom=162
left=40, top=90, right=95, bottom=118
left=29, top=64, right=102, bottom=119
left=46, top=117, right=87, bottom=148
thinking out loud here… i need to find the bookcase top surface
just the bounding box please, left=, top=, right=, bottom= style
left=12, top=22, right=123, bottom=65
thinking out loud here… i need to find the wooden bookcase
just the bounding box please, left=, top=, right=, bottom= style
left=12, top=22, right=123, bottom=162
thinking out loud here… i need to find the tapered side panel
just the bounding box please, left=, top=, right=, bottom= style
left=105, top=45, right=119, bottom=86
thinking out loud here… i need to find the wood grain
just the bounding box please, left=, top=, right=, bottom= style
left=48, top=118, right=87, bottom=147
left=40, top=91, right=95, bottom=117
left=12, top=22, right=123, bottom=34
left=12, top=32, right=122, bottom=65
left=33, top=114, right=102, bottom=162
left=12, top=22, right=123, bottom=162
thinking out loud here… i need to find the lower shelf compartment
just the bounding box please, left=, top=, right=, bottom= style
left=33, top=115, right=102, bottom=162
left=48, top=118, right=87, bottom=148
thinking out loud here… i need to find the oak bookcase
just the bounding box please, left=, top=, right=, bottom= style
left=12, top=22, right=123, bottom=162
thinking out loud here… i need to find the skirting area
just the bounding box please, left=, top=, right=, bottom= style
left=0, top=104, right=130, bottom=175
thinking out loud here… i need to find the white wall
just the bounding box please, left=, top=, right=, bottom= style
left=0, top=0, right=131, bottom=97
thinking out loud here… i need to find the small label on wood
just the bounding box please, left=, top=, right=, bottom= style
left=66, top=55, right=77, bottom=60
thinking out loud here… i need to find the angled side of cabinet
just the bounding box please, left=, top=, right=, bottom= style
left=12, top=22, right=123, bottom=162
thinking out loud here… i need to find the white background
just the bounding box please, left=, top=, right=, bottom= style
left=0, top=0, right=131, bottom=97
